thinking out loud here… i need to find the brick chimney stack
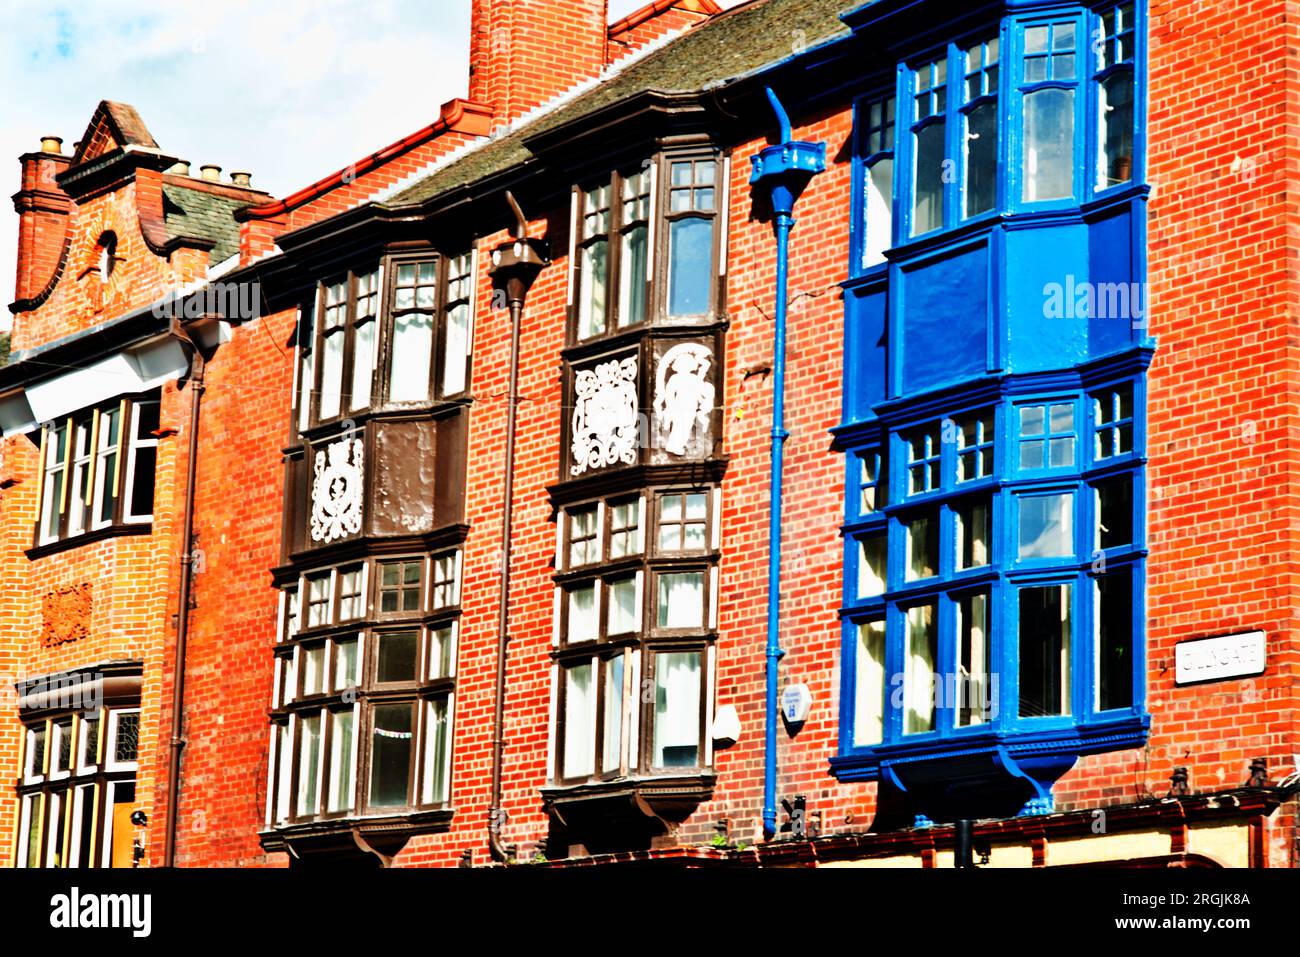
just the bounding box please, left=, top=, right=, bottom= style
left=12, top=138, right=72, bottom=309
left=469, top=0, right=611, bottom=130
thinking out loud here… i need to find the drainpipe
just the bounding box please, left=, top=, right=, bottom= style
left=748, top=87, right=826, bottom=841
left=163, top=317, right=206, bottom=868
left=485, top=191, right=548, bottom=863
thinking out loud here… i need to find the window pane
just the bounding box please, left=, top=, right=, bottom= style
left=863, top=158, right=894, bottom=267
left=1019, top=585, right=1072, bottom=717
left=112, top=712, right=139, bottom=764
left=563, top=663, right=594, bottom=779
left=668, top=218, right=714, bottom=316
left=390, top=311, right=434, bottom=402
left=303, top=644, right=325, bottom=696
left=956, top=592, right=990, bottom=727
left=442, top=303, right=471, bottom=396
left=1097, top=476, right=1134, bottom=549
left=1023, top=87, right=1075, bottom=202
left=912, top=121, right=946, bottom=234
left=618, top=225, right=648, bottom=327
left=79, top=715, right=100, bottom=768
left=609, top=500, right=640, bottom=558
left=334, top=638, right=358, bottom=690
left=368, top=704, right=413, bottom=808
left=964, top=101, right=997, bottom=216
left=608, top=577, right=638, bottom=634
left=327, top=709, right=355, bottom=813
left=297, top=713, right=321, bottom=816
left=905, top=513, right=938, bottom=580
left=319, top=331, right=345, bottom=419
left=29, top=724, right=47, bottom=778
left=422, top=698, right=450, bottom=805
left=956, top=499, right=990, bottom=569
left=578, top=240, right=609, bottom=338
left=657, top=572, right=705, bottom=629
left=1098, top=69, right=1134, bottom=189
left=854, top=620, right=886, bottom=747
left=602, top=655, right=626, bottom=772
left=377, top=631, right=418, bottom=683
left=428, top=626, right=454, bottom=681
left=652, top=652, right=701, bottom=768
left=1018, top=493, right=1074, bottom=559
left=569, top=507, right=598, bottom=566
left=350, top=319, right=376, bottom=411
left=1096, top=573, right=1133, bottom=711
left=128, top=445, right=156, bottom=520
left=858, top=535, right=887, bottom=598
left=904, top=604, right=937, bottom=734
left=568, top=585, right=598, bottom=642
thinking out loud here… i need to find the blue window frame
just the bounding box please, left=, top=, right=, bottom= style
left=834, top=368, right=1148, bottom=815
left=1015, top=14, right=1084, bottom=205
left=1016, top=399, right=1078, bottom=472
left=961, top=36, right=1000, bottom=217
left=850, top=2, right=1146, bottom=272
left=1095, top=2, right=1137, bottom=192
left=858, top=93, right=896, bottom=269
left=909, top=55, right=950, bottom=236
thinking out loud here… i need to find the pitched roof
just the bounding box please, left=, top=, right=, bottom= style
left=70, top=100, right=160, bottom=168
left=163, top=185, right=247, bottom=263
left=385, top=0, right=855, bottom=208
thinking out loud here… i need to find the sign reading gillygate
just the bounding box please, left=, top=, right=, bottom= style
left=1174, top=631, right=1267, bottom=685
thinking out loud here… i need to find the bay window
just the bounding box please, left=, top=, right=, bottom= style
left=853, top=2, right=1144, bottom=268
left=297, top=249, right=475, bottom=427
left=837, top=369, right=1147, bottom=809
left=35, top=393, right=159, bottom=548
left=268, top=550, right=459, bottom=827
left=571, top=151, right=722, bottom=342
left=552, top=488, right=716, bottom=784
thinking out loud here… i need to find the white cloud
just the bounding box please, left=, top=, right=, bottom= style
left=0, top=0, right=745, bottom=331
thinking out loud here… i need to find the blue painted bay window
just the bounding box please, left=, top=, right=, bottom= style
left=852, top=1, right=1143, bottom=268
left=832, top=360, right=1151, bottom=816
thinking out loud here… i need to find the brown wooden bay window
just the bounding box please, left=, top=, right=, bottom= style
left=267, top=550, right=460, bottom=830
left=34, top=392, right=159, bottom=549
left=570, top=150, right=724, bottom=344
left=552, top=488, right=719, bottom=785
left=295, top=248, right=476, bottom=430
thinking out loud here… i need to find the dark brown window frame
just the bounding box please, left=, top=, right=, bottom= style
left=297, top=249, right=477, bottom=432
left=269, top=550, right=460, bottom=828
left=568, top=148, right=725, bottom=346
left=552, top=487, right=717, bottom=787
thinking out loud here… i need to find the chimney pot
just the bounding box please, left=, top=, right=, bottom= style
left=40, top=136, right=64, bottom=154
left=168, top=161, right=191, bottom=176
left=199, top=164, right=222, bottom=182
left=230, top=171, right=252, bottom=187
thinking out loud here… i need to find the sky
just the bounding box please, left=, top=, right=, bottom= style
left=0, top=0, right=744, bottom=331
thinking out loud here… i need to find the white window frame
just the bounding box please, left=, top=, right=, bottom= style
left=123, top=397, right=160, bottom=523
left=104, top=707, right=141, bottom=773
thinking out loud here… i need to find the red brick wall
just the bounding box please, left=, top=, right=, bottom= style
left=470, top=0, right=610, bottom=128
left=1034, top=0, right=1300, bottom=860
